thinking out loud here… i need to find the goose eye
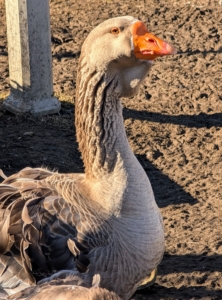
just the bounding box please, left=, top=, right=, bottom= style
left=111, top=27, right=120, bottom=35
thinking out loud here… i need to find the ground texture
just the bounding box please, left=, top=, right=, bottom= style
left=0, top=0, right=222, bottom=299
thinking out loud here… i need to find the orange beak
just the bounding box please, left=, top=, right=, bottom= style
left=131, top=21, right=177, bottom=60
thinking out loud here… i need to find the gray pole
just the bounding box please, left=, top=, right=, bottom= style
left=3, top=0, right=60, bottom=116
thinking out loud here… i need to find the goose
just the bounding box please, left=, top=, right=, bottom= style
left=0, top=16, right=176, bottom=299
left=8, top=274, right=122, bottom=300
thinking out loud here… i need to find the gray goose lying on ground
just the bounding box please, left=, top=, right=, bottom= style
left=8, top=274, right=121, bottom=300
left=0, top=16, right=176, bottom=299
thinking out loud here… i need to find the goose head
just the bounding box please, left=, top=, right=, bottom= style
left=81, top=16, right=176, bottom=97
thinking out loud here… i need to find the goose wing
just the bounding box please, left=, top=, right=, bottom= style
left=0, top=167, right=95, bottom=291
left=8, top=274, right=89, bottom=300
left=8, top=274, right=122, bottom=300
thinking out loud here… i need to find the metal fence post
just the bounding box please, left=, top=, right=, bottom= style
left=3, top=0, right=60, bottom=116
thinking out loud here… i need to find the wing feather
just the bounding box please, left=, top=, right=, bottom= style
left=0, top=167, right=94, bottom=292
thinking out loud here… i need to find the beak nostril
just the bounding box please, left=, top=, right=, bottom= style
left=148, top=39, right=155, bottom=43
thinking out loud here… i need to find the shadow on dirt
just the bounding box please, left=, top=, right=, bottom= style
left=136, top=154, right=197, bottom=208
left=159, top=252, right=222, bottom=274
left=135, top=284, right=222, bottom=299
left=123, top=108, right=222, bottom=129
left=135, top=253, right=222, bottom=298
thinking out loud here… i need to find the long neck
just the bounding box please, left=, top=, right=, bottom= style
left=75, top=56, right=131, bottom=180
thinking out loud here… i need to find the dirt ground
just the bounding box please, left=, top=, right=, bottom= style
left=0, top=0, right=222, bottom=299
